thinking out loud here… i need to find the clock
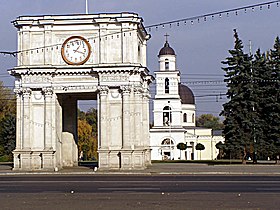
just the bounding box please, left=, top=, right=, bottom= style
left=61, top=36, right=91, bottom=65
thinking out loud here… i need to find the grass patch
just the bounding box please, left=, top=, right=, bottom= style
left=0, top=155, right=12, bottom=162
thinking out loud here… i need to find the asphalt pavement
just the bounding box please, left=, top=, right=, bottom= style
left=1, top=162, right=280, bottom=175
left=2, top=173, right=280, bottom=209
left=1, top=164, right=280, bottom=209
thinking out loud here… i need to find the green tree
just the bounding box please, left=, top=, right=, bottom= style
left=195, top=143, right=205, bottom=160
left=77, top=109, right=86, bottom=121
left=251, top=49, right=273, bottom=160
left=0, top=114, right=16, bottom=160
left=0, top=81, right=16, bottom=121
left=245, top=38, right=280, bottom=161
left=77, top=107, right=98, bottom=160
left=221, top=29, right=254, bottom=163
left=215, top=141, right=226, bottom=159
left=78, top=108, right=98, bottom=136
left=77, top=119, right=98, bottom=160
left=85, top=108, right=98, bottom=135
left=266, top=36, right=280, bottom=159
left=196, top=114, right=224, bottom=130
left=0, top=82, right=16, bottom=160
left=176, top=143, right=187, bottom=160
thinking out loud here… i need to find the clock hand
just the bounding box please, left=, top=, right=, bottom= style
left=75, top=51, right=85, bottom=55
left=73, top=45, right=81, bottom=53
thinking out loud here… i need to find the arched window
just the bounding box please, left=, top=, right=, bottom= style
left=165, top=78, right=169, bottom=93
left=161, top=138, right=174, bottom=145
left=192, top=113, right=195, bottom=123
left=163, top=106, right=172, bottom=126
left=183, top=113, right=187, bottom=122
left=165, top=59, right=169, bottom=70
left=161, top=138, right=174, bottom=160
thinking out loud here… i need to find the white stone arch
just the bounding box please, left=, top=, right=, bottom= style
left=9, top=13, right=153, bottom=171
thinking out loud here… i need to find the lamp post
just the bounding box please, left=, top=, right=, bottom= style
left=168, top=103, right=172, bottom=160
left=249, top=40, right=257, bottom=164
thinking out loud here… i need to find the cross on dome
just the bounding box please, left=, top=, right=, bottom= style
left=159, top=34, right=175, bottom=56
left=164, top=33, right=170, bottom=42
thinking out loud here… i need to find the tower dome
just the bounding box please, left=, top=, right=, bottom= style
left=159, top=41, right=176, bottom=56
left=179, top=84, right=195, bottom=104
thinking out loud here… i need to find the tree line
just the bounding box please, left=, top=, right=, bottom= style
left=220, top=30, right=280, bottom=162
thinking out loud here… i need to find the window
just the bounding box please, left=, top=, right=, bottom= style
left=161, top=138, right=174, bottom=160
left=161, top=138, right=174, bottom=145
left=165, top=78, right=169, bottom=93
left=165, top=62, right=169, bottom=70
left=165, top=59, right=169, bottom=70
left=163, top=106, right=172, bottom=126
left=183, top=113, right=187, bottom=122
left=192, top=114, right=195, bottom=123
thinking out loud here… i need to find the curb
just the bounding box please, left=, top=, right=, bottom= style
left=1, top=171, right=280, bottom=176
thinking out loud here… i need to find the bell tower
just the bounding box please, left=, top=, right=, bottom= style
left=150, top=36, right=196, bottom=161
left=153, top=35, right=182, bottom=128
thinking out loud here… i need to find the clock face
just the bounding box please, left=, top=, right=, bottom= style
left=61, top=36, right=91, bottom=65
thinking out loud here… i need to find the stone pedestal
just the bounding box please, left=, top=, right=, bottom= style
left=13, top=150, right=55, bottom=171
left=98, top=148, right=150, bottom=170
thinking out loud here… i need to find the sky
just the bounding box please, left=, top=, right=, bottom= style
left=0, top=0, right=280, bottom=117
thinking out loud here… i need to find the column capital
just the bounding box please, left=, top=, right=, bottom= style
left=142, top=89, right=151, bottom=98
left=134, top=86, right=143, bottom=95
left=42, top=87, right=53, bottom=96
left=98, top=86, right=109, bottom=95
left=22, top=88, right=32, bottom=97
left=120, top=85, right=131, bottom=94
left=14, top=88, right=23, bottom=96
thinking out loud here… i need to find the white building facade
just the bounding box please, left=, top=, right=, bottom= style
left=150, top=40, right=223, bottom=161
left=9, top=13, right=153, bottom=171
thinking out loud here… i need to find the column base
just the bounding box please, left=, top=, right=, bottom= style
left=98, top=148, right=151, bottom=170
left=13, top=150, right=57, bottom=171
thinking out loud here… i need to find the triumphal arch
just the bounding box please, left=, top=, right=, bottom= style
left=9, top=13, right=153, bottom=171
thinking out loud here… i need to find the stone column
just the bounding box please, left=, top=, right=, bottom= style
left=98, top=86, right=110, bottom=169
left=129, top=87, right=135, bottom=146
left=22, top=88, right=32, bottom=149
left=17, top=88, right=32, bottom=170
left=43, top=87, right=53, bottom=150
left=14, top=88, right=23, bottom=150
left=143, top=90, right=151, bottom=165
left=142, top=91, right=150, bottom=147
left=134, top=87, right=143, bottom=147
left=99, top=86, right=109, bottom=148
left=120, top=86, right=131, bottom=148
left=13, top=88, right=23, bottom=169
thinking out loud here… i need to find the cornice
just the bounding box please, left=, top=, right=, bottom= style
left=13, top=13, right=143, bottom=28
left=9, top=65, right=149, bottom=76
